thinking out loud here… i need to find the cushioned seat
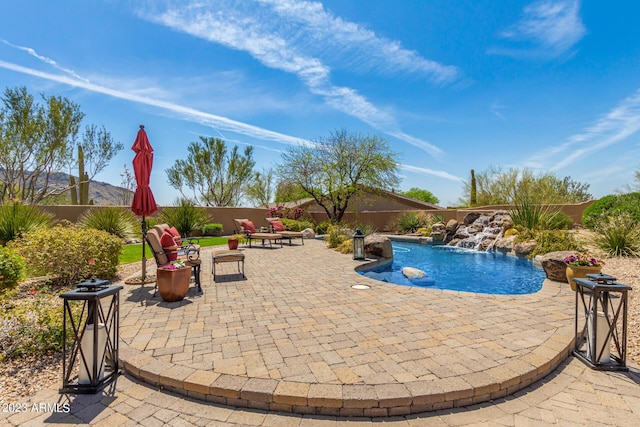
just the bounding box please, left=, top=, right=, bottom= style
left=211, top=249, right=245, bottom=280
left=233, top=218, right=283, bottom=248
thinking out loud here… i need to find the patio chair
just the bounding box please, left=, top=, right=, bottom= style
left=233, top=218, right=283, bottom=249
left=145, top=227, right=202, bottom=295
left=152, top=223, right=200, bottom=252
left=265, top=217, right=304, bottom=245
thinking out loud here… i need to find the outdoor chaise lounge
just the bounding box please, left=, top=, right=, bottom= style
left=233, top=218, right=283, bottom=248
left=265, top=217, right=304, bottom=245
left=145, top=226, right=202, bottom=294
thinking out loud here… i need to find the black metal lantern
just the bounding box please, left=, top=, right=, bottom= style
left=60, top=279, right=123, bottom=393
left=353, top=228, right=365, bottom=260
left=573, top=273, right=631, bottom=371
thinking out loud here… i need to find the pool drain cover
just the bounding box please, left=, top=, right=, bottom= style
left=352, top=284, right=370, bottom=290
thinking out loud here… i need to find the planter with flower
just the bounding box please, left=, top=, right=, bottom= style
left=227, top=233, right=245, bottom=250
left=564, top=253, right=604, bottom=291
left=156, top=260, right=191, bottom=302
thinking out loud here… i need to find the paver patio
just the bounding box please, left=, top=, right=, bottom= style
left=3, top=238, right=640, bottom=426
left=116, top=238, right=578, bottom=416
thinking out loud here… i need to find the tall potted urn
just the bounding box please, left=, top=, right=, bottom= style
left=565, top=253, right=603, bottom=291
left=156, top=261, right=191, bottom=302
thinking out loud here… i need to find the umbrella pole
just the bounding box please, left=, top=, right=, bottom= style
left=141, top=216, right=147, bottom=283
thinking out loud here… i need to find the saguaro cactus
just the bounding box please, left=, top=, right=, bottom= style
left=470, top=169, right=477, bottom=206
left=69, top=146, right=90, bottom=205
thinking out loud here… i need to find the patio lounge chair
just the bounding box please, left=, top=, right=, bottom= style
left=265, top=217, right=304, bottom=245
left=233, top=218, right=283, bottom=249
left=145, top=227, right=202, bottom=295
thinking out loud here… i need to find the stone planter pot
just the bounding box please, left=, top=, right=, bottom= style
left=565, top=265, right=602, bottom=291
left=156, top=267, right=191, bottom=302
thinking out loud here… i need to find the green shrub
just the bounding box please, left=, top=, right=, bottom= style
left=0, top=200, right=53, bottom=245
left=326, top=224, right=348, bottom=248
left=315, top=221, right=332, bottom=235
left=78, top=207, right=138, bottom=239
left=543, top=211, right=575, bottom=230
left=159, top=199, right=212, bottom=236
left=0, top=247, right=25, bottom=293
left=516, top=229, right=582, bottom=258
left=0, top=288, right=80, bottom=359
left=387, top=211, right=440, bottom=234
left=582, top=193, right=640, bottom=230
left=595, top=213, right=640, bottom=256
left=7, top=225, right=123, bottom=286
left=336, top=239, right=353, bottom=254
left=352, top=223, right=377, bottom=236
left=202, top=223, right=223, bottom=236
left=280, top=218, right=314, bottom=232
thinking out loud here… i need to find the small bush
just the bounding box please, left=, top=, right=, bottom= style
left=0, top=200, right=53, bottom=245
left=280, top=218, right=314, bottom=232
left=543, top=211, right=575, bottom=230
left=0, top=247, right=25, bottom=293
left=202, top=223, right=223, bottom=236
left=582, top=193, right=640, bottom=230
left=266, top=205, right=304, bottom=220
left=336, top=239, right=353, bottom=254
left=78, top=207, right=138, bottom=239
left=326, top=224, right=348, bottom=248
left=7, top=225, right=123, bottom=286
left=595, top=213, right=640, bottom=256
left=159, top=199, right=212, bottom=236
left=504, top=228, right=519, bottom=236
left=0, top=288, right=80, bottom=359
left=516, top=229, right=582, bottom=258
left=387, top=211, right=441, bottom=234
left=352, top=223, right=377, bottom=236
left=416, top=227, right=431, bottom=236
left=314, top=221, right=332, bottom=235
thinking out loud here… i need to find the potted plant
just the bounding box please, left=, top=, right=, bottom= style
left=156, top=260, right=191, bottom=302
left=565, top=253, right=604, bottom=291
left=227, top=234, right=245, bottom=250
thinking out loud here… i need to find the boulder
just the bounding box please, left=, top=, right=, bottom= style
left=430, top=222, right=447, bottom=242
left=301, top=228, right=316, bottom=239
left=493, top=235, right=515, bottom=252
left=463, top=212, right=481, bottom=225
left=402, top=267, right=425, bottom=279
left=513, top=239, right=537, bottom=257
left=364, top=235, right=393, bottom=259
left=540, top=251, right=575, bottom=282
left=445, top=219, right=459, bottom=233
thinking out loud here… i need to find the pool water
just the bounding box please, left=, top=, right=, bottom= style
left=360, top=242, right=545, bottom=295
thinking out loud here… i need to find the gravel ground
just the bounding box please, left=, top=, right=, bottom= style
left=1, top=257, right=639, bottom=403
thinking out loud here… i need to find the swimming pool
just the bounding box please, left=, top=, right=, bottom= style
left=360, top=242, right=545, bottom=295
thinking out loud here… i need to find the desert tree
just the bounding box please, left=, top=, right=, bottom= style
left=245, top=168, right=275, bottom=208
left=166, top=137, right=255, bottom=206
left=277, top=129, right=400, bottom=222
left=402, top=187, right=439, bottom=205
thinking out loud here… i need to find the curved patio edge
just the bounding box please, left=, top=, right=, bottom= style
left=118, top=324, right=574, bottom=417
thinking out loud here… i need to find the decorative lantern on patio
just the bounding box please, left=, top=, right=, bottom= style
left=353, top=228, right=365, bottom=260
left=60, top=279, right=123, bottom=393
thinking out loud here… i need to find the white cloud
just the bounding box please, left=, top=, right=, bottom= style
left=525, top=88, right=640, bottom=170
left=399, top=164, right=465, bottom=182
left=0, top=59, right=311, bottom=147
left=494, top=0, right=586, bottom=59
left=138, top=0, right=453, bottom=158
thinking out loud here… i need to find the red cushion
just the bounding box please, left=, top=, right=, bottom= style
left=241, top=220, right=256, bottom=233
left=168, top=226, right=181, bottom=246
left=271, top=220, right=285, bottom=232
left=160, top=230, right=178, bottom=261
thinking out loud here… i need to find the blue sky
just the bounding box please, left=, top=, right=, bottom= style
left=1, top=0, right=639, bottom=207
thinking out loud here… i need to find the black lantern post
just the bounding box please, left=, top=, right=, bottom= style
left=573, top=273, right=631, bottom=371
left=353, top=228, right=365, bottom=260
left=60, top=279, right=123, bottom=393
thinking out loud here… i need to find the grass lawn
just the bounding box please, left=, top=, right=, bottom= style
left=119, top=236, right=229, bottom=264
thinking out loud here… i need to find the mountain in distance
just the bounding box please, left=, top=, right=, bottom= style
left=48, top=172, right=132, bottom=206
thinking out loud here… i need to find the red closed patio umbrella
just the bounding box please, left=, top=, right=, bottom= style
left=131, top=125, right=158, bottom=283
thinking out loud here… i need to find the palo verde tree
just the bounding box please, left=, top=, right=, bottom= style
left=277, top=129, right=400, bottom=222
left=245, top=168, right=275, bottom=208
left=166, top=137, right=256, bottom=206
left=0, top=86, right=83, bottom=203
left=459, top=166, right=592, bottom=206
left=0, top=86, right=122, bottom=204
